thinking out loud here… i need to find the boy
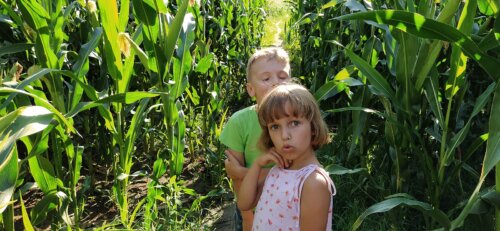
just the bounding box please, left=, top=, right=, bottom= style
left=219, top=47, right=291, bottom=231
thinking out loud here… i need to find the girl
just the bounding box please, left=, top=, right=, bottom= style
left=237, top=83, right=336, bottom=231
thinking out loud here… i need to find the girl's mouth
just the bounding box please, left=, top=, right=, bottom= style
left=282, top=144, right=293, bottom=152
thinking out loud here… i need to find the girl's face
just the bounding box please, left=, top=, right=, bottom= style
left=267, top=103, right=315, bottom=166
left=246, top=58, right=290, bottom=104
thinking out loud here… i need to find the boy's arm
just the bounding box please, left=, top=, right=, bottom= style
left=300, top=172, right=331, bottom=230
left=224, top=149, right=246, bottom=180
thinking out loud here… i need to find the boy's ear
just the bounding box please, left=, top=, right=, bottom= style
left=246, top=83, right=256, bottom=98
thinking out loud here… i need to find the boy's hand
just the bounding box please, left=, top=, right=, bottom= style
left=224, top=150, right=245, bottom=180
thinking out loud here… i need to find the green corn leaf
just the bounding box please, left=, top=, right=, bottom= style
left=0, top=43, right=33, bottom=57
left=325, top=164, right=365, bottom=175
left=424, top=74, right=445, bottom=130
left=70, top=27, right=103, bottom=110
left=482, top=83, right=500, bottom=177
left=446, top=0, right=476, bottom=100
left=352, top=194, right=450, bottom=230
left=0, top=68, right=53, bottom=109
left=335, top=10, right=500, bottom=81
left=478, top=31, right=500, bottom=52
left=314, top=81, right=346, bottom=102
left=125, top=98, right=150, bottom=168
left=451, top=83, right=500, bottom=229
left=97, top=0, right=122, bottom=82
left=194, top=53, right=215, bottom=74
left=0, top=141, right=17, bottom=214
left=478, top=0, right=498, bottom=16
left=171, top=101, right=185, bottom=176
left=132, top=0, right=158, bottom=26
left=29, top=192, right=58, bottom=225
left=322, top=0, right=340, bottom=9
left=18, top=0, right=58, bottom=69
left=163, top=0, right=189, bottom=74
left=0, top=106, right=53, bottom=213
left=325, top=106, right=386, bottom=119
left=28, top=155, right=57, bottom=195
left=118, top=0, right=130, bottom=31
left=0, top=88, right=75, bottom=134
left=19, top=192, right=35, bottom=231
left=344, top=49, right=396, bottom=100
left=123, top=26, right=154, bottom=72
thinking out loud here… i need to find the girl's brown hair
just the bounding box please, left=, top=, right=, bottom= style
left=257, top=83, right=330, bottom=151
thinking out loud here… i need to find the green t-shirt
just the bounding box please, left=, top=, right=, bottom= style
left=219, top=105, right=262, bottom=167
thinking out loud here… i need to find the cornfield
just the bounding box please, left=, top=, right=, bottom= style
left=0, top=0, right=499, bottom=230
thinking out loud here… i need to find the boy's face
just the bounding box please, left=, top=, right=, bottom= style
left=247, top=58, right=290, bottom=104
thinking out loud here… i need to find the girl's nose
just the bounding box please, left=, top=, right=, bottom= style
left=282, top=129, right=291, bottom=140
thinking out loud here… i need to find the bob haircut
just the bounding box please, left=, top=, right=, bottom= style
left=257, top=83, right=330, bottom=151
left=246, top=47, right=290, bottom=81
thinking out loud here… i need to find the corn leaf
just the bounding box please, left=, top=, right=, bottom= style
left=163, top=0, right=189, bottom=73
left=19, top=192, right=35, bottom=231
left=352, top=194, right=450, bottom=230
left=0, top=43, right=33, bottom=57
left=344, top=49, right=396, bottom=100
left=336, top=10, right=500, bottom=81
left=0, top=106, right=53, bottom=213
left=70, top=27, right=103, bottom=110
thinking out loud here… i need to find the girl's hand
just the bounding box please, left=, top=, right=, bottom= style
left=256, top=148, right=290, bottom=169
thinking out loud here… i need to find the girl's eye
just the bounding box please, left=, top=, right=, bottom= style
left=269, top=124, right=279, bottom=130
left=291, top=120, right=300, bottom=126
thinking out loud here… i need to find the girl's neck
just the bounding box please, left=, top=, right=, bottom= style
left=287, top=154, right=320, bottom=170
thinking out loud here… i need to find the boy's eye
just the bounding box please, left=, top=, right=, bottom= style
left=279, top=72, right=289, bottom=79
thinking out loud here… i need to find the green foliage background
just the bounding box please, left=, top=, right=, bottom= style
left=0, top=0, right=499, bottom=230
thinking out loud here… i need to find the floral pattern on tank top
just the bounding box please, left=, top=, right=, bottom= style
left=252, top=164, right=336, bottom=231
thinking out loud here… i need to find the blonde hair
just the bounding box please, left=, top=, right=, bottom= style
left=258, top=83, right=330, bottom=151
left=246, top=47, right=290, bottom=81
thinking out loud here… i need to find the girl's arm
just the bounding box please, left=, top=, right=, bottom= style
left=237, top=149, right=286, bottom=211
left=300, top=171, right=331, bottom=230
left=236, top=161, right=263, bottom=210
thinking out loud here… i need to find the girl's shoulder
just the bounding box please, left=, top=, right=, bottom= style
left=303, top=165, right=336, bottom=196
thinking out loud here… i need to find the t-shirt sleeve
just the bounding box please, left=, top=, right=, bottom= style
left=219, top=115, right=245, bottom=152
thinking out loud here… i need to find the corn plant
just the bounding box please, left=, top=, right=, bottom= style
left=289, top=0, right=500, bottom=229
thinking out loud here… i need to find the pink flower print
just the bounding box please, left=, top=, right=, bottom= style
left=293, top=197, right=299, bottom=202
left=285, top=191, right=289, bottom=196
left=292, top=216, right=299, bottom=220
left=268, top=219, right=273, bottom=225
left=289, top=228, right=293, bottom=231
left=265, top=200, right=268, bottom=205
left=279, top=213, right=284, bottom=218
left=276, top=199, right=281, bottom=204
left=285, top=181, right=288, bottom=185
left=287, top=204, right=292, bottom=209
left=271, top=183, right=275, bottom=188
left=269, top=208, right=273, bottom=212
